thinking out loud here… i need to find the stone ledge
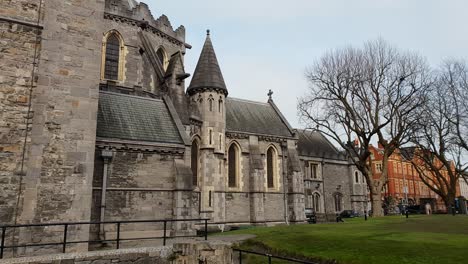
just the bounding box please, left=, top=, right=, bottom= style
left=0, top=246, right=172, bottom=264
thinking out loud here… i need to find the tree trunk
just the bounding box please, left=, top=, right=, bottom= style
left=370, top=193, right=384, bottom=217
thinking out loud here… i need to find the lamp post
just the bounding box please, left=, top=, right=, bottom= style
left=401, top=159, right=408, bottom=214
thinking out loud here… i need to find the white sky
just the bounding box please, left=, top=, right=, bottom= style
left=144, top=0, right=468, bottom=128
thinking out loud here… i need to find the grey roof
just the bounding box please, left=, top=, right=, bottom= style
left=225, top=98, right=293, bottom=138
left=400, top=147, right=416, bottom=161
left=297, top=129, right=346, bottom=160
left=187, top=32, right=227, bottom=95
left=97, top=92, right=183, bottom=144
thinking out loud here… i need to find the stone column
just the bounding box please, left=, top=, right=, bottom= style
left=248, top=136, right=266, bottom=224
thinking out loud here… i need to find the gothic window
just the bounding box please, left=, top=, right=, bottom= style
left=156, top=47, right=167, bottom=71
left=209, top=129, right=213, bottom=145
left=313, top=193, right=321, bottom=212
left=208, top=191, right=212, bottom=207
left=310, top=163, right=318, bottom=179
left=208, top=95, right=214, bottom=112
left=191, top=139, right=199, bottom=186
left=228, top=143, right=239, bottom=188
left=104, top=33, right=121, bottom=80
left=218, top=98, right=223, bottom=113
left=354, top=171, right=359, bottom=183
left=334, top=193, right=343, bottom=212
left=266, top=147, right=276, bottom=188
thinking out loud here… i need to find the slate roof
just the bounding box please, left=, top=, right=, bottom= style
left=187, top=31, right=227, bottom=95
left=400, top=147, right=416, bottom=161
left=225, top=98, right=293, bottom=138
left=97, top=92, right=183, bottom=144
left=297, top=129, right=347, bottom=160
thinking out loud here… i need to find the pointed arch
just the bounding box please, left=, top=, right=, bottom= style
left=228, top=141, right=241, bottom=188
left=266, top=145, right=278, bottom=188
left=208, top=94, right=214, bottom=112
left=191, top=137, right=200, bottom=186
left=313, top=192, right=321, bottom=213
left=156, top=46, right=168, bottom=71
left=333, top=192, right=343, bottom=212
left=101, top=30, right=125, bottom=81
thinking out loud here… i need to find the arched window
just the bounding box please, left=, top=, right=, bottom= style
left=218, top=98, right=223, bottom=113
left=313, top=193, right=321, bottom=212
left=191, top=140, right=199, bottom=186
left=334, top=193, right=343, bottom=212
left=266, top=147, right=276, bottom=188
left=228, top=143, right=239, bottom=188
left=208, top=95, right=214, bottom=112
left=104, top=33, right=121, bottom=80
left=156, top=47, right=167, bottom=71
left=354, top=171, right=359, bottom=184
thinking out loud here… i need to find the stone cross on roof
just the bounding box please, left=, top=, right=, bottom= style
left=268, top=89, right=273, bottom=100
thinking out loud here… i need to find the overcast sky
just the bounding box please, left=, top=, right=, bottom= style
left=145, top=0, right=468, bottom=128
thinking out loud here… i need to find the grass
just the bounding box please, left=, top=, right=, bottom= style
left=221, top=215, right=468, bottom=264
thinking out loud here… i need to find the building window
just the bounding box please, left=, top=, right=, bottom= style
left=354, top=171, right=359, bottom=184
left=228, top=143, right=239, bottom=188
left=156, top=47, right=167, bottom=71
left=310, top=163, right=318, bottom=179
left=209, top=129, right=213, bottom=145
left=266, top=147, right=277, bottom=188
left=219, top=98, right=223, bottom=113
left=208, top=190, right=212, bottom=207
left=104, top=33, right=121, bottom=80
left=208, top=95, right=214, bottom=112
left=334, top=193, right=343, bottom=212
left=191, top=139, right=199, bottom=186
left=314, top=193, right=321, bottom=212
left=376, top=163, right=382, bottom=172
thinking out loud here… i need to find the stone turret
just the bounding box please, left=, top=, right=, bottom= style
left=188, top=31, right=227, bottom=222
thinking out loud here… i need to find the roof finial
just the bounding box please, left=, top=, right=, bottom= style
left=268, top=89, right=273, bottom=100
left=206, top=29, right=210, bottom=36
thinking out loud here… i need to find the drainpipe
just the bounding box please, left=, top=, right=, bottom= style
left=100, top=148, right=114, bottom=241
left=321, top=159, right=327, bottom=221
left=281, top=143, right=289, bottom=225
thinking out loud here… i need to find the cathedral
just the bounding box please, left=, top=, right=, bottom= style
left=0, top=0, right=366, bottom=248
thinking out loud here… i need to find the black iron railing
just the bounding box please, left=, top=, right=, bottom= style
left=233, top=248, right=317, bottom=264
left=0, top=218, right=209, bottom=259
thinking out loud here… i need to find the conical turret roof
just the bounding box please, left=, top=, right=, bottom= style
left=187, top=30, right=228, bottom=96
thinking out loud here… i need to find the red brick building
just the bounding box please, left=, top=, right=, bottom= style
left=369, top=145, right=459, bottom=213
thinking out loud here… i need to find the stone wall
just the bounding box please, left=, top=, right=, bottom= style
left=0, top=16, right=41, bottom=225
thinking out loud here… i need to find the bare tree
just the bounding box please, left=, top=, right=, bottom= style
left=410, top=60, right=468, bottom=213
left=298, top=39, right=430, bottom=216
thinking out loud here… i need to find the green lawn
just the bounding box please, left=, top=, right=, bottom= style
left=222, top=215, right=468, bottom=264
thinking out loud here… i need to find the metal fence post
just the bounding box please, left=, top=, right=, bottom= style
left=116, top=222, right=121, bottom=249
left=62, top=224, right=68, bottom=253
left=204, top=219, right=208, bottom=241
left=163, top=221, right=167, bottom=246
left=239, top=250, right=242, bottom=264
left=1, top=227, right=6, bottom=259
left=268, top=254, right=272, bottom=264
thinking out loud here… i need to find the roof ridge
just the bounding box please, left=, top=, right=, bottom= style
left=99, top=90, right=164, bottom=102
left=227, top=97, right=269, bottom=105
